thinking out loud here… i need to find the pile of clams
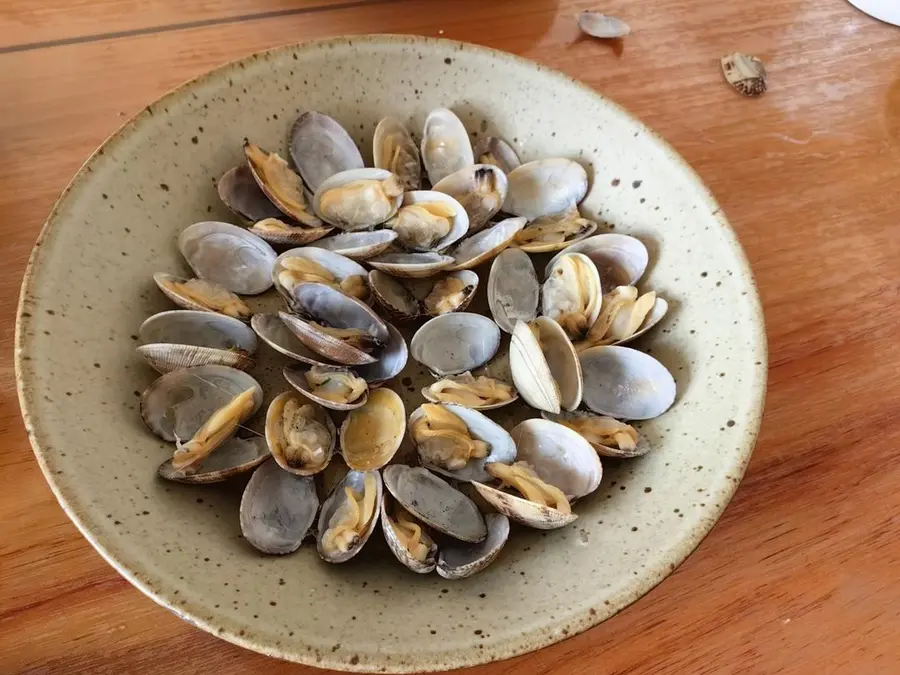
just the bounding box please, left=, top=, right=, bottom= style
left=137, top=108, right=675, bottom=579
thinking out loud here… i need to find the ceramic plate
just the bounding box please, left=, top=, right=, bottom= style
left=16, top=36, right=766, bottom=672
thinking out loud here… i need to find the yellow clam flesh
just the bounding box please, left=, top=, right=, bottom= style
left=410, top=404, right=490, bottom=472
left=274, top=397, right=333, bottom=472
left=577, top=286, right=656, bottom=350
left=388, top=202, right=455, bottom=251
left=542, top=253, right=601, bottom=339
left=161, top=277, right=250, bottom=320
left=321, top=473, right=378, bottom=556
left=243, top=142, right=320, bottom=226
left=304, top=366, right=367, bottom=404
left=171, top=387, right=257, bottom=472
left=389, top=504, right=435, bottom=563
left=318, top=175, right=403, bottom=230
left=554, top=415, right=638, bottom=453
left=425, top=373, right=515, bottom=408
left=485, top=461, right=571, bottom=514
left=423, top=275, right=473, bottom=315
left=277, top=256, right=368, bottom=302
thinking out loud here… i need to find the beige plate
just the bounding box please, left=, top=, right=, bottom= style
left=15, top=36, right=766, bottom=673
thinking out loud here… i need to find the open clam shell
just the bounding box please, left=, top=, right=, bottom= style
left=356, top=322, right=408, bottom=386
left=578, top=289, right=669, bottom=349
left=373, top=116, right=422, bottom=190
left=542, top=410, right=651, bottom=458
left=313, top=168, right=403, bottom=231
left=513, top=206, right=598, bottom=253
left=152, top=273, right=251, bottom=321
left=280, top=283, right=389, bottom=365
left=409, top=403, right=516, bottom=483
left=273, top=247, right=370, bottom=304
left=383, top=465, right=487, bottom=543
left=248, top=218, right=333, bottom=247
left=309, top=230, right=398, bottom=261
left=487, top=248, right=539, bottom=333
left=579, top=346, right=676, bottom=420
left=473, top=136, right=521, bottom=174
left=290, top=111, right=364, bottom=192
left=433, top=164, right=508, bottom=233
left=339, top=388, right=406, bottom=471
left=446, top=217, right=526, bottom=271
left=243, top=141, right=322, bottom=227
left=473, top=482, right=577, bottom=530
left=505, top=158, right=589, bottom=220
left=178, top=221, right=276, bottom=295
left=140, top=365, right=262, bottom=442
left=436, top=513, right=510, bottom=579
left=240, top=460, right=319, bottom=555
left=421, top=372, right=518, bottom=411
left=381, top=495, right=438, bottom=574
left=509, top=317, right=582, bottom=414
left=550, top=233, right=648, bottom=288
left=411, top=312, right=501, bottom=377
left=368, top=252, right=455, bottom=279
left=370, top=269, right=478, bottom=319
left=137, top=310, right=257, bottom=374
left=217, top=164, right=283, bottom=222
left=251, top=313, right=339, bottom=367
left=158, top=436, right=270, bottom=484
left=265, top=392, right=336, bottom=475
left=283, top=363, right=369, bottom=411
left=542, top=252, right=603, bottom=340
left=316, top=469, right=383, bottom=563
left=389, top=190, right=469, bottom=252
left=511, top=418, right=602, bottom=499
left=421, top=108, right=474, bottom=186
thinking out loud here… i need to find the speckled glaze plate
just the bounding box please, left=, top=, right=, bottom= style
left=15, top=36, right=766, bottom=673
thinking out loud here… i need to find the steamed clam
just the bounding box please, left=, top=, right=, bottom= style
left=317, top=470, right=382, bottom=563
left=543, top=410, right=649, bottom=458
left=382, top=495, right=438, bottom=573
left=273, top=248, right=369, bottom=303
left=178, top=221, right=276, bottom=295
left=290, top=111, right=364, bottom=192
left=487, top=248, right=538, bottom=333
left=284, top=363, right=369, bottom=410
left=475, top=462, right=576, bottom=529
left=505, top=158, right=588, bottom=220
left=509, top=318, right=582, bottom=414
left=373, top=117, right=422, bottom=190
left=421, top=108, right=474, bottom=186
left=309, top=230, right=398, bottom=261
left=369, top=269, right=478, bottom=319
left=421, top=372, right=516, bottom=410
left=473, top=136, right=520, bottom=174
left=579, top=346, right=676, bottom=420
left=576, top=285, right=668, bottom=349
left=541, top=252, right=602, bottom=340
left=513, top=206, right=598, bottom=253
left=313, top=168, right=403, bottom=231
left=387, top=190, right=469, bottom=252
left=248, top=217, right=332, bottom=247
left=551, top=233, right=648, bottom=288
left=265, top=392, right=336, bottom=475
left=409, top=403, right=516, bottom=482
left=137, top=309, right=257, bottom=373
left=446, top=216, right=526, bottom=271
left=217, top=164, right=283, bottom=222
left=411, top=313, right=500, bottom=376
left=154, top=273, right=251, bottom=321
left=243, top=141, right=322, bottom=227
left=158, top=436, right=269, bottom=484
left=433, top=164, right=507, bottom=233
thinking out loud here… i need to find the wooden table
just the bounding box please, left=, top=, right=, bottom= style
left=3, top=1, right=899, bottom=672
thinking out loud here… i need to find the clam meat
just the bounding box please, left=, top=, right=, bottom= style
left=373, top=116, right=422, bottom=190
left=383, top=497, right=438, bottom=573
left=577, top=285, right=664, bottom=349
left=433, top=165, right=507, bottom=233
left=154, top=274, right=251, bottom=321
left=513, top=206, right=597, bottom=253
left=318, top=470, right=381, bottom=562
left=314, top=169, right=403, bottom=231
left=544, top=410, right=647, bottom=458
left=423, top=372, right=515, bottom=410
left=266, top=392, right=335, bottom=475
left=171, top=386, right=258, bottom=472
left=243, top=141, right=321, bottom=226
left=305, top=365, right=367, bottom=405
left=473, top=136, right=520, bottom=174
left=487, top=462, right=571, bottom=514
left=542, top=252, right=602, bottom=340
left=410, top=403, right=490, bottom=472
left=276, top=253, right=368, bottom=302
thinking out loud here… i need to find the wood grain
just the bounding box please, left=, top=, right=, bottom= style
left=3, top=0, right=900, bottom=672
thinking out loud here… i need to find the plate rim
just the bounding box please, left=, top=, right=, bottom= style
left=14, top=34, right=768, bottom=672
